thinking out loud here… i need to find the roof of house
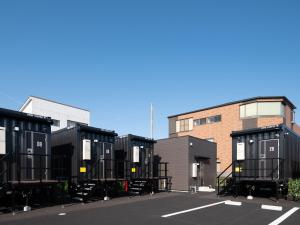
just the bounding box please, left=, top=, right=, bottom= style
left=19, top=96, right=90, bottom=112
left=168, top=96, right=296, bottom=118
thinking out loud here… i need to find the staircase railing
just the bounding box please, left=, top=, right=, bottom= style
left=217, top=158, right=285, bottom=196
left=217, top=162, right=233, bottom=195
left=0, top=153, right=11, bottom=184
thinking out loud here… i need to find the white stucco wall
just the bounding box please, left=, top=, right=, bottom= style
left=20, top=97, right=90, bottom=131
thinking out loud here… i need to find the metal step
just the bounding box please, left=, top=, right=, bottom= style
left=72, top=197, right=83, bottom=202
left=129, top=187, right=143, bottom=191
left=129, top=191, right=140, bottom=195
left=76, top=192, right=89, bottom=196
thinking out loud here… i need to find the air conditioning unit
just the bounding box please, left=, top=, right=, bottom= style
left=133, top=146, right=140, bottom=163
left=0, top=127, right=6, bottom=155
left=82, top=139, right=91, bottom=160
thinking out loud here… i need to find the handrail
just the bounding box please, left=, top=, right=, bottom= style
left=0, top=153, right=11, bottom=184
left=0, top=153, right=10, bottom=162
left=217, top=162, right=233, bottom=179
left=232, top=158, right=284, bottom=180
left=217, top=162, right=233, bottom=195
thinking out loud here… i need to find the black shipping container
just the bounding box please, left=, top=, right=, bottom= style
left=51, top=124, right=117, bottom=183
left=114, top=135, right=156, bottom=179
left=0, top=107, right=52, bottom=183
left=231, top=124, right=300, bottom=183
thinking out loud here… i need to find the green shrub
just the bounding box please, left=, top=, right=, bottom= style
left=288, top=179, right=300, bottom=201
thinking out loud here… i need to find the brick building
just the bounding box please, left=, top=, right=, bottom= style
left=168, top=96, right=300, bottom=173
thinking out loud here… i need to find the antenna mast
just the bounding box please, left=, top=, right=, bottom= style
left=150, top=103, right=154, bottom=139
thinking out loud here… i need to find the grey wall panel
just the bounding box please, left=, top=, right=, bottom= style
left=154, top=137, right=190, bottom=191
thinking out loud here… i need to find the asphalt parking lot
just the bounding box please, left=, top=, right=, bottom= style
left=0, top=192, right=300, bottom=225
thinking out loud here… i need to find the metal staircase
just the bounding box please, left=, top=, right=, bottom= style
left=0, top=153, right=10, bottom=199
left=217, top=162, right=235, bottom=196
left=128, top=179, right=151, bottom=195
left=71, top=182, right=98, bottom=202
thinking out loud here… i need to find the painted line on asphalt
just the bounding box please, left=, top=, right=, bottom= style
left=268, top=207, right=299, bottom=225
left=225, top=200, right=242, bottom=206
left=161, top=201, right=226, bottom=218
left=58, top=213, right=66, bottom=216
left=261, top=205, right=283, bottom=211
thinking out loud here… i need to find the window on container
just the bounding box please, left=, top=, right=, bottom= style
left=52, top=119, right=60, bottom=127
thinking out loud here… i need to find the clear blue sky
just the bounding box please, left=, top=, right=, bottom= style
left=0, top=0, right=300, bottom=139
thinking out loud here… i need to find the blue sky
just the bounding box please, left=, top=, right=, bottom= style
left=0, top=0, right=300, bottom=138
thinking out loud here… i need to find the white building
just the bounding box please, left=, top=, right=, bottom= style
left=20, top=96, right=90, bottom=131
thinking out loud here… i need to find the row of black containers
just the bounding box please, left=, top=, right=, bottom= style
left=0, top=108, right=169, bottom=208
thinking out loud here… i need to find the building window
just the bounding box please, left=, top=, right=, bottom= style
left=52, top=119, right=60, bottom=127
left=194, top=115, right=221, bottom=126
left=176, top=118, right=193, bottom=132
left=194, top=118, right=206, bottom=126
left=240, top=102, right=284, bottom=118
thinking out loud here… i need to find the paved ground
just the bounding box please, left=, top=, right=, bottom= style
left=1, top=192, right=300, bottom=225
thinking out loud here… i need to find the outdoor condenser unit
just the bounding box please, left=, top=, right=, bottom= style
left=82, top=139, right=91, bottom=160
left=133, top=146, right=140, bottom=163
left=0, top=127, right=6, bottom=155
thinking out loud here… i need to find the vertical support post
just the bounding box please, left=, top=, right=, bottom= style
left=40, top=154, right=42, bottom=183
left=276, top=182, right=279, bottom=202
left=217, top=176, right=220, bottom=196
left=271, top=158, right=273, bottom=180
left=115, top=159, right=118, bottom=181
left=11, top=185, right=15, bottom=215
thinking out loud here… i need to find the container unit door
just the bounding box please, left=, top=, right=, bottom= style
left=23, top=131, right=34, bottom=180
left=23, top=132, right=47, bottom=180
left=33, top=133, right=47, bottom=180
left=259, top=139, right=279, bottom=179
left=103, top=143, right=113, bottom=179
left=93, top=142, right=103, bottom=180
left=259, top=140, right=267, bottom=178
left=265, top=139, right=279, bottom=178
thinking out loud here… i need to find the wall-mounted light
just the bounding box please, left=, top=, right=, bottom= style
left=94, top=139, right=98, bottom=143
left=249, top=139, right=254, bottom=144
left=190, top=142, right=193, bottom=146
left=284, top=132, right=289, bottom=136
left=14, top=126, right=20, bottom=132
left=140, top=146, right=144, bottom=149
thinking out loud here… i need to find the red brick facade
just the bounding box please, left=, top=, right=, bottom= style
left=168, top=97, right=299, bottom=172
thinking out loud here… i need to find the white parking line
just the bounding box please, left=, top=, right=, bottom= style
left=225, top=200, right=242, bottom=206
left=268, top=207, right=299, bottom=225
left=161, top=201, right=226, bottom=218
left=261, top=205, right=283, bottom=211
